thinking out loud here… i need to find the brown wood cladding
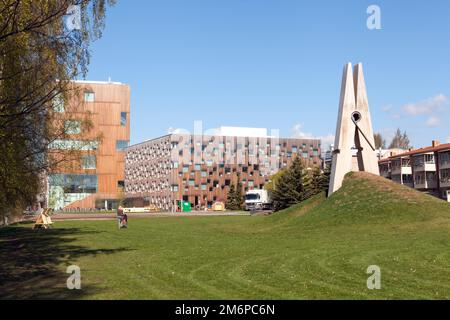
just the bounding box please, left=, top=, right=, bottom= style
left=52, top=82, right=130, bottom=208
left=125, top=134, right=322, bottom=210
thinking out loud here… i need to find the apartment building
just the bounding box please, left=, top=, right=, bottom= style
left=378, top=141, right=450, bottom=201
left=47, top=81, right=131, bottom=210
left=125, top=128, right=322, bottom=211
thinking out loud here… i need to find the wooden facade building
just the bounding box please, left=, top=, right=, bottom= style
left=47, top=81, right=130, bottom=210
left=125, top=132, right=322, bottom=211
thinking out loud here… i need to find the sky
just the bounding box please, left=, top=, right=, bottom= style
left=85, top=0, right=450, bottom=148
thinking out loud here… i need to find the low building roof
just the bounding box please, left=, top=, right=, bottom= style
left=378, top=142, right=450, bottom=163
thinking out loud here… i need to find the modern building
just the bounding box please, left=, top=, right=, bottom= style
left=378, top=140, right=450, bottom=201
left=125, top=128, right=322, bottom=211
left=47, top=80, right=131, bottom=210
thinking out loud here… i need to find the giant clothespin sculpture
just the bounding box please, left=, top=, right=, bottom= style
left=328, top=63, right=380, bottom=196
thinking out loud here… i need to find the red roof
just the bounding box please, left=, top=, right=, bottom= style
left=378, top=142, right=450, bottom=163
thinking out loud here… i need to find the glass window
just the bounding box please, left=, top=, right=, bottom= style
left=49, top=140, right=98, bottom=151
left=53, top=94, right=65, bottom=113
left=172, top=161, right=179, bottom=169
left=172, top=185, right=179, bottom=192
left=49, top=174, right=98, bottom=194
left=201, top=184, right=207, bottom=191
left=182, top=166, right=189, bottom=173
left=117, top=181, right=125, bottom=190
left=194, top=164, right=201, bottom=171
left=121, top=112, right=127, bottom=126
left=116, top=140, right=129, bottom=151
left=188, top=180, right=195, bottom=186
left=65, top=120, right=81, bottom=135
left=84, top=91, right=95, bottom=102
left=82, top=155, right=96, bottom=170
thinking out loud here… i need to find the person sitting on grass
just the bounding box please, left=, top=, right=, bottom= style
left=117, top=206, right=128, bottom=229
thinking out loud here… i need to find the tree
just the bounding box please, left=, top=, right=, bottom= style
left=235, top=174, right=244, bottom=210
left=310, top=166, right=329, bottom=197
left=265, top=168, right=287, bottom=193
left=0, top=0, right=116, bottom=221
left=388, top=128, right=412, bottom=149
left=226, top=184, right=237, bottom=210
left=272, top=156, right=311, bottom=211
left=374, top=133, right=386, bottom=149
left=226, top=174, right=244, bottom=211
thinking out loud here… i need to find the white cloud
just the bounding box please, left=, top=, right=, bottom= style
left=291, top=123, right=314, bottom=139
left=167, top=127, right=190, bottom=135
left=425, top=116, right=441, bottom=127
left=291, top=124, right=334, bottom=150
left=402, top=94, right=449, bottom=116
left=381, top=104, right=393, bottom=112
left=446, top=136, right=450, bottom=143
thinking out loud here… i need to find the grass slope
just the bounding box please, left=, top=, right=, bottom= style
left=1, top=172, right=449, bottom=299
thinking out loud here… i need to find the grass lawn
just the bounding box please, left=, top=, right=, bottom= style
left=1, top=172, right=449, bottom=299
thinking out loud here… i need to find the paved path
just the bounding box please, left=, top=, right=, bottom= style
left=47, top=211, right=251, bottom=221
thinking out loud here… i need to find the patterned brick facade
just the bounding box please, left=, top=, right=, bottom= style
left=125, top=133, right=321, bottom=211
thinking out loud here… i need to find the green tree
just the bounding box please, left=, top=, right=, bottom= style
left=226, top=174, right=244, bottom=211
left=0, top=0, right=116, bottom=221
left=235, top=174, right=244, bottom=210
left=226, top=184, right=237, bottom=210
left=310, top=166, right=329, bottom=197
left=265, top=168, right=287, bottom=192
left=272, top=156, right=311, bottom=211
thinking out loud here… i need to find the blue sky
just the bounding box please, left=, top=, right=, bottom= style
left=86, top=0, right=450, bottom=148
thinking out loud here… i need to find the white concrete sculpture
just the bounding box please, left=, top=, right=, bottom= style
left=328, top=63, right=380, bottom=196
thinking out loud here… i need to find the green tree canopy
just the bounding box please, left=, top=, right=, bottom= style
left=0, top=0, right=116, bottom=222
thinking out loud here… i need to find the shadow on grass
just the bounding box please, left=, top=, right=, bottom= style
left=0, top=223, right=132, bottom=300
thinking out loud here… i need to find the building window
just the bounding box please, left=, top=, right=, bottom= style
left=172, top=161, right=179, bottom=169
left=182, top=166, right=189, bottom=173
left=53, top=94, right=65, bottom=113
left=121, top=112, right=127, bottom=126
left=65, top=120, right=81, bottom=135
left=201, top=184, right=207, bottom=191
left=82, top=155, right=96, bottom=170
left=172, top=185, right=179, bottom=192
left=425, top=154, right=435, bottom=164
left=194, top=164, right=201, bottom=171
left=118, top=180, right=125, bottom=190
left=84, top=91, right=95, bottom=102
left=48, top=174, right=98, bottom=209
left=188, top=180, right=195, bottom=186
left=116, top=140, right=129, bottom=151
left=49, top=140, right=99, bottom=151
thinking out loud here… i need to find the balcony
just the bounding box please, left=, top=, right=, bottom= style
left=391, top=166, right=412, bottom=175
left=413, top=163, right=436, bottom=172
left=414, top=180, right=437, bottom=190
left=439, top=159, right=450, bottom=170
left=380, top=169, right=391, bottom=178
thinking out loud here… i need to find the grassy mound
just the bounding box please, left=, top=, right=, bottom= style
left=1, top=172, right=449, bottom=299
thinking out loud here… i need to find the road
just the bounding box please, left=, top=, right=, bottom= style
left=39, top=211, right=252, bottom=221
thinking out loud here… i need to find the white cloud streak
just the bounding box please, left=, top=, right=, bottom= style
left=402, top=94, right=449, bottom=116
left=291, top=123, right=335, bottom=150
